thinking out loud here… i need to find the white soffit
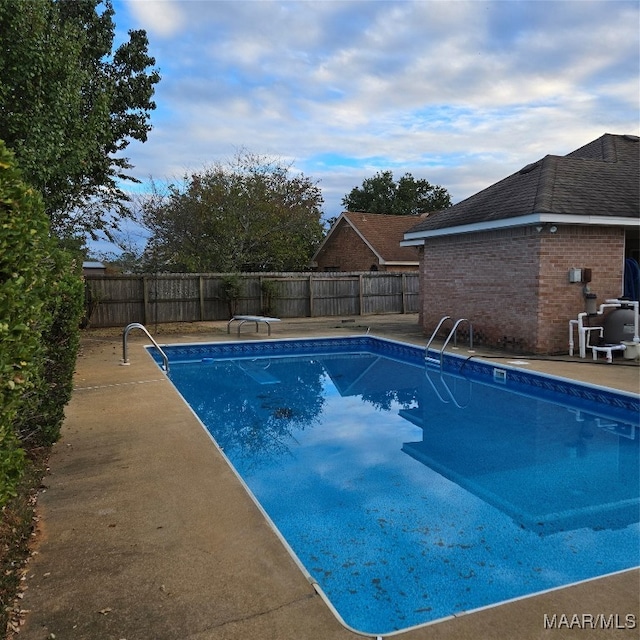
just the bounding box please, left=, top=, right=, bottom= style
left=400, top=214, right=639, bottom=245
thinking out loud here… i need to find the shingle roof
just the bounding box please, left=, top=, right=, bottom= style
left=341, top=211, right=421, bottom=262
left=406, top=133, right=639, bottom=235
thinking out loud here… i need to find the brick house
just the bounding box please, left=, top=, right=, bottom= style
left=311, top=211, right=420, bottom=272
left=402, top=133, right=640, bottom=354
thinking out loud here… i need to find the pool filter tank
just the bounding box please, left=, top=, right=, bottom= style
left=602, top=307, right=637, bottom=344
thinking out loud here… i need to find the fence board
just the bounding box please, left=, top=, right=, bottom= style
left=84, top=272, right=419, bottom=327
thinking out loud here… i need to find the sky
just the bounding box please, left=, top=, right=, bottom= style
left=98, top=0, right=640, bottom=255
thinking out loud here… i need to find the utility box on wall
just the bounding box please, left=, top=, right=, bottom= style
left=568, top=268, right=592, bottom=283
left=568, top=268, right=582, bottom=283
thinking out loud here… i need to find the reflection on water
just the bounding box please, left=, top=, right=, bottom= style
left=174, top=357, right=326, bottom=469
left=168, top=352, right=639, bottom=634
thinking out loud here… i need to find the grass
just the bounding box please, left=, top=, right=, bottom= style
left=1, top=446, right=50, bottom=638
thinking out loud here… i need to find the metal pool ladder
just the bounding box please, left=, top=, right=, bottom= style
left=121, top=322, right=169, bottom=372
left=425, top=316, right=474, bottom=369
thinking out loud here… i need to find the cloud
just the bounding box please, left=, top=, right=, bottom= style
left=102, top=0, right=639, bottom=253
left=124, top=0, right=187, bottom=37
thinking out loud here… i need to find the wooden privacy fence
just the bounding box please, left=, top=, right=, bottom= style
left=85, top=272, right=420, bottom=328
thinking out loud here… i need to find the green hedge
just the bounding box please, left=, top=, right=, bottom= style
left=0, top=141, right=83, bottom=505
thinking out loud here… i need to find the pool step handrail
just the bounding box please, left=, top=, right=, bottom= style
left=122, top=322, right=169, bottom=372
left=425, top=315, right=452, bottom=355
left=426, top=316, right=474, bottom=369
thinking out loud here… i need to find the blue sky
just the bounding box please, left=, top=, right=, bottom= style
left=99, top=0, right=640, bottom=255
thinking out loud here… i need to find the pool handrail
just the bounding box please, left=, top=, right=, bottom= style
left=426, top=316, right=474, bottom=369
left=122, top=322, right=169, bottom=372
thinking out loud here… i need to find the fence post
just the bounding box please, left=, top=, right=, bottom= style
left=199, top=275, right=205, bottom=321
left=309, top=274, right=314, bottom=317
left=359, top=274, right=364, bottom=316
left=143, top=276, right=149, bottom=325
left=401, top=273, right=407, bottom=314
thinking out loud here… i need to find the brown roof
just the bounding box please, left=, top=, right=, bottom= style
left=340, top=212, right=421, bottom=263
left=406, top=133, right=639, bottom=235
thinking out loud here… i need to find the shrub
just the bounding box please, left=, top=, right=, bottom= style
left=0, top=142, right=52, bottom=504
left=14, top=248, right=84, bottom=446
left=0, top=141, right=83, bottom=504
left=220, top=273, right=243, bottom=317
left=260, top=279, right=280, bottom=316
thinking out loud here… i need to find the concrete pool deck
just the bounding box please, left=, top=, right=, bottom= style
left=16, top=314, right=640, bottom=640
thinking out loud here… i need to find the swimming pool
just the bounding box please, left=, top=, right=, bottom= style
left=151, top=336, right=639, bottom=636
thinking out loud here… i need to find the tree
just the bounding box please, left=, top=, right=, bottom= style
left=0, top=0, right=160, bottom=239
left=342, top=170, right=451, bottom=216
left=141, top=152, right=325, bottom=272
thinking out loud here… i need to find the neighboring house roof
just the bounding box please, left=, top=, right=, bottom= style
left=82, top=261, right=106, bottom=269
left=313, top=212, right=421, bottom=266
left=403, top=133, right=639, bottom=243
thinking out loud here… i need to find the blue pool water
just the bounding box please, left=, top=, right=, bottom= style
left=153, top=337, right=639, bottom=635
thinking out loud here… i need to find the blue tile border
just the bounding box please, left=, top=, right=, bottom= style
left=445, top=353, right=639, bottom=422
left=149, top=336, right=639, bottom=419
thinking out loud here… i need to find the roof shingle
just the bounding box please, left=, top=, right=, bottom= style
left=406, top=133, right=639, bottom=235
left=342, top=211, right=421, bottom=262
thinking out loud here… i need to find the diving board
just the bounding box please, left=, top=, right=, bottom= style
left=227, top=315, right=281, bottom=336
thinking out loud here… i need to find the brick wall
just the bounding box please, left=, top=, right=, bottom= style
left=420, top=225, right=626, bottom=354
left=315, top=221, right=380, bottom=271
left=536, top=226, right=625, bottom=352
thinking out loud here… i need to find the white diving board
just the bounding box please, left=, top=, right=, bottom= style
left=227, top=315, right=281, bottom=336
